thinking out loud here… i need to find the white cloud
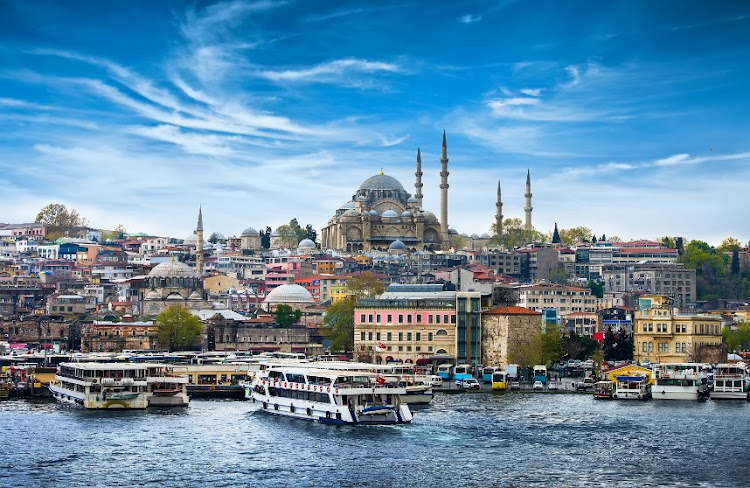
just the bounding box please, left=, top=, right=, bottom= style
left=257, top=58, right=401, bottom=84
left=459, top=14, right=482, bottom=24
left=519, top=88, right=543, bottom=97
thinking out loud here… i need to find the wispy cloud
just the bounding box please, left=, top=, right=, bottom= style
left=256, top=58, right=402, bottom=84
left=672, top=14, right=750, bottom=31
left=519, top=88, right=543, bottom=97
left=459, top=14, right=482, bottom=24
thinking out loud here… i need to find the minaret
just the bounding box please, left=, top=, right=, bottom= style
left=495, top=179, right=503, bottom=234
left=524, top=169, right=533, bottom=231
left=196, top=206, right=204, bottom=275
left=440, top=131, right=449, bottom=248
left=414, top=147, right=423, bottom=208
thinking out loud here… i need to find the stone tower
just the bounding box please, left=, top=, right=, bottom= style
left=196, top=206, right=204, bottom=275
left=495, top=179, right=503, bottom=234
left=415, top=147, right=423, bottom=208
left=524, top=169, right=533, bottom=231
left=440, top=131, right=449, bottom=248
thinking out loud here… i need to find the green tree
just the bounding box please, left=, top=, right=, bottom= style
left=35, top=203, right=88, bottom=239
left=490, top=217, right=547, bottom=249
left=275, top=224, right=298, bottom=247
left=305, top=224, right=317, bottom=242
left=347, top=272, right=385, bottom=299
left=717, top=237, right=743, bottom=253
left=551, top=223, right=561, bottom=244
left=731, top=250, right=740, bottom=275
left=557, top=226, right=593, bottom=245
left=275, top=304, right=302, bottom=327
left=321, top=298, right=356, bottom=352
left=156, top=305, right=203, bottom=352
left=548, top=265, right=569, bottom=284
left=208, top=232, right=220, bottom=244
left=539, top=327, right=565, bottom=365
left=587, top=279, right=604, bottom=298
left=723, top=322, right=750, bottom=352
left=259, top=226, right=272, bottom=249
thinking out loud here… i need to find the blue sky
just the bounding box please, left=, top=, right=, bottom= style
left=1, top=0, right=749, bottom=245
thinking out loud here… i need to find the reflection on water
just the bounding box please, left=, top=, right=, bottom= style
left=1, top=394, right=749, bottom=487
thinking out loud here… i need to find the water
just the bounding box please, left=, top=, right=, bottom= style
left=1, top=393, right=749, bottom=487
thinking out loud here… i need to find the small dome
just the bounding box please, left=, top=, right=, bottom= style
left=381, top=209, right=399, bottom=218
left=449, top=228, right=458, bottom=234
left=421, top=211, right=438, bottom=222
left=148, top=260, right=199, bottom=278
left=368, top=210, right=379, bottom=217
left=263, top=284, right=315, bottom=305
left=298, top=238, right=316, bottom=249
left=356, top=195, right=367, bottom=202
left=339, top=202, right=355, bottom=210
left=241, top=227, right=259, bottom=236
left=188, top=290, right=203, bottom=300
left=401, top=211, right=412, bottom=217
left=471, top=233, right=480, bottom=239
left=343, top=209, right=359, bottom=217
left=212, top=232, right=226, bottom=241
left=460, top=233, right=469, bottom=238
left=388, top=240, right=406, bottom=251
left=358, top=174, right=405, bottom=191
left=183, top=234, right=201, bottom=246
left=407, top=197, right=419, bottom=203
left=481, top=233, right=491, bottom=238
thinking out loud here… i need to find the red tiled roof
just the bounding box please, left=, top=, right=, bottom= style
left=484, top=306, right=542, bottom=316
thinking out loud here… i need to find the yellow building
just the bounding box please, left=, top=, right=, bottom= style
left=329, top=285, right=348, bottom=304
left=634, top=295, right=722, bottom=364
left=203, top=274, right=241, bottom=294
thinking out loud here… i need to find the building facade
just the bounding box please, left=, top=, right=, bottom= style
left=481, top=306, right=543, bottom=368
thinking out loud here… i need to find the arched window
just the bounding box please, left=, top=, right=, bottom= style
left=436, top=349, right=448, bottom=354
left=436, top=329, right=448, bottom=336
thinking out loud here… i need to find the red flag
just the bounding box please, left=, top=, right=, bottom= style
left=376, top=376, right=386, bottom=385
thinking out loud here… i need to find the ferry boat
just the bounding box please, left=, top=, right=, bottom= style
left=145, top=365, right=190, bottom=407
left=612, top=375, right=651, bottom=400
left=248, top=366, right=413, bottom=425
left=49, top=362, right=149, bottom=409
left=711, top=363, right=749, bottom=400
left=652, top=363, right=709, bottom=401
left=593, top=380, right=614, bottom=399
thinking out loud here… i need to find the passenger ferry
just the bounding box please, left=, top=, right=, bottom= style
left=593, top=380, right=614, bottom=399
left=711, top=363, right=749, bottom=400
left=482, top=366, right=498, bottom=383
left=145, top=365, right=190, bottom=407
left=248, top=366, right=413, bottom=425
left=533, top=365, right=548, bottom=384
left=613, top=375, right=651, bottom=400
left=491, top=371, right=508, bottom=391
left=49, top=362, right=149, bottom=409
left=652, top=363, right=709, bottom=401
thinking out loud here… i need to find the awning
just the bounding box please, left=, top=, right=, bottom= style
left=416, top=358, right=431, bottom=365
left=429, top=354, right=454, bottom=360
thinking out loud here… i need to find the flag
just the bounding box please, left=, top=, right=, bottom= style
left=375, top=343, right=386, bottom=352
left=376, top=376, right=386, bottom=386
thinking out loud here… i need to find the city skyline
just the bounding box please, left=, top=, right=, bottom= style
left=1, top=1, right=749, bottom=245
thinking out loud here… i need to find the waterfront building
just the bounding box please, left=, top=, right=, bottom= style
left=601, top=263, right=696, bottom=308
left=481, top=306, right=542, bottom=369
left=598, top=307, right=635, bottom=335
left=516, top=283, right=598, bottom=326
left=634, top=295, right=723, bottom=364
left=207, top=318, right=323, bottom=356
left=82, top=320, right=156, bottom=353
left=354, top=284, right=458, bottom=365
left=562, top=311, right=598, bottom=337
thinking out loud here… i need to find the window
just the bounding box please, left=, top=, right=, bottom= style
left=398, top=346, right=403, bottom=351
left=407, top=346, right=412, bottom=352
left=648, top=342, right=653, bottom=352
left=407, top=315, right=412, bottom=324
left=360, top=332, right=365, bottom=341
left=387, top=314, right=392, bottom=323
left=416, top=315, right=421, bottom=323
left=398, top=332, right=403, bottom=341
left=444, top=315, right=449, bottom=324
left=642, top=343, right=647, bottom=352
left=407, top=332, right=412, bottom=341
left=368, top=314, right=373, bottom=323
left=436, top=329, right=448, bottom=336
left=428, top=332, right=433, bottom=341
left=416, top=332, right=421, bottom=341
left=368, top=332, right=373, bottom=341
left=428, top=315, right=433, bottom=324
left=387, top=332, right=392, bottom=341
left=376, top=332, right=381, bottom=340
left=377, top=314, right=381, bottom=323
left=416, top=346, right=421, bottom=351
left=360, top=314, right=365, bottom=323
left=664, top=344, right=668, bottom=353
left=398, top=315, right=404, bottom=324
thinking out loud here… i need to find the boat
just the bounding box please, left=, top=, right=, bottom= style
left=613, top=375, right=651, bottom=400
left=48, top=362, right=150, bottom=409
left=247, top=366, right=413, bottom=425
left=145, top=365, right=190, bottom=407
left=652, top=363, right=709, bottom=401
left=593, top=380, right=614, bottom=399
left=710, top=363, right=749, bottom=400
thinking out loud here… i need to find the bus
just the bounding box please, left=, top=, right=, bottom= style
left=454, top=364, right=473, bottom=383
left=436, top=364, right=453, bottom=381
left=533, top=365, right=548, bottom=384
left=491, top=371, right=508, bottom=391
left=482, top=366, right=498, bottom=383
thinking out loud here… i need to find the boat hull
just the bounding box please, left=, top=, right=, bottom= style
left=710, top=390, right=749, bottom=400
left=49, top=383, right=148, bottom=409
left=652, top=387, right=704, bottom=401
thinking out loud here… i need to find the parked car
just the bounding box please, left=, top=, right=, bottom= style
left=533, top=381, right=544, bottom=390
left=460, top=378, right=481, bottom=390
left=547, top=381, right=559, bottom=391
left=576, top=377, right=596, bottom=391
left=510, top=380, right=520, bottom=390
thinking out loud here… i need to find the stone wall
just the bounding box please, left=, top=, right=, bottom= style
left=481, top=313, right=542, bottom=368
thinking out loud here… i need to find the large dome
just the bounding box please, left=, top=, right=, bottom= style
left=264, top=284, right=315, bottom=305
left=358, top=174, right=405, bottom=191
left=298, top=238, right=316, bottom=249
left=241, top=227, right=259, bottom=236
left=148, top=260, right=199, bottom=278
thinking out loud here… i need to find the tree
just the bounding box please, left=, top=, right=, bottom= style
left=557, top=226, right=593, bottom=245
left=275, top=224, right=298, bottom=247
left=490, top=217, right=547, bottom=249
left=717, top=237, right=743, bottom=253
left=539, top=327, right=565, bottom=365
left=113, top=224, right=127, bottom=239
left=275, top=304, right=302, bottom=327
left=305, top=224, right=317, bottom=242
left=347, top=272, right=385, bottom=299
left=208, top=232, right=220, bottom=244
left=548, top=265, right=569, bottom=284
left=723, top=322, right=750, bottom=352
left=156, top=305, right=203, bottom=352
left=731, top=250, right=740, bottom=275
left=259, top=226, right=272, bottom=249
left=587, top=279, right=604, bottom=298
left=321, top=298, right=355, bottom=352
left=551, top=223, right=561, bottom=244
left=35, top=203, right=88, bottom=239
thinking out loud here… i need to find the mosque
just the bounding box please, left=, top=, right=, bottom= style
left=321, top=132, right=534, bottom=252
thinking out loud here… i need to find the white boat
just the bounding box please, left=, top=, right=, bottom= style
left=247, top=366, right=413, bottom=425
left=145, top=365, right=190, bottom=407
left=711, top=363, right=749, bottom=400
left=48, top=362, right=149, bottom=409
left=652, top=363, right=709, bottom=401
left=612, top=375, right=651, bottom=400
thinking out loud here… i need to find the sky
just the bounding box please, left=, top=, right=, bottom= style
left=1, top=0, right=749, bottom=245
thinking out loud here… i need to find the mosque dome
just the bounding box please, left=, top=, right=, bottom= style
left=241, top=227, right=259, bottom=236
left=339, top=202, right=355, bottom=210
left=368, top=210, right=379, bottom=217
left=381, top=209, right=399, bottom=218
left=449, top=228, right=458, bottom=234
left=263, top=284, right=315, bottom=305
left=471, top=233, right=480, bottom=239
left=148, top=260, right=199, bottom=279
left=407, top=197, right=419, bottom=204
left=183, top=234, right=200, bottom=246
left=356, top=195, right=367, bottom=202
left=388, top=240, right=406, bottom=252
left=212, top=232, right=226, bottom=241
left=481, top=233, right=491, bottom=238
left=421, top=211, right=438, bottom=222
left=358, top=174, right=405, bottom=191
left=298, top=238, right=316, bottom=249
left=460, top=233, right=469, bottom=238
left=343, top=209, right=360, bottom=217
left=401, top=211, right=412, bottom=217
